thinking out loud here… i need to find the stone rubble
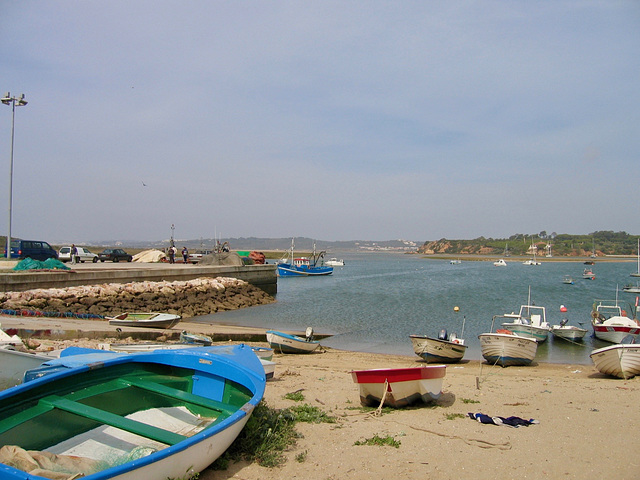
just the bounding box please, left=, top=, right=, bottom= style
left=0, top=276, right=274, bottom=319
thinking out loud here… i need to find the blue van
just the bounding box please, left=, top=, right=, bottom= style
left=5, top=240, right=58, bottom=261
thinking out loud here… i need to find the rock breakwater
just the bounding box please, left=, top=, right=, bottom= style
left=0, top=277, right=274, bottom=319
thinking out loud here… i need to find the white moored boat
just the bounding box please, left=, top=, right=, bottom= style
left=325, top=258, right=345, bottom=266
left=479, top=315, right=538, bottom=367
left=591, top=299, right=640, bottom=343
left=493, top=259, right=507, bottom=267
left=500, top=289, right=550, bottom=342
left=550, top=319, right=588, bottom=342
left=590, top=339, right=640, bottom=379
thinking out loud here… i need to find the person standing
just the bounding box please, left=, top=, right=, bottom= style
left=168, top=246, right=176, bottom=264
left=182, top=246, right=189, bottom=264
left=70, top=244, right=78, bottom=265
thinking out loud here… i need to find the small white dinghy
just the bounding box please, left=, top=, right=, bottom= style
left=550, top=319, right=588, bottom=342
left=266, top=328, right=320, bottom=354
left=106, top=312, right=181, bottom=329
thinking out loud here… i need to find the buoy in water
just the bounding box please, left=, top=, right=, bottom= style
left=453, top=306, right=460, bottom=312
left=560, top=305, right=568, bottom=312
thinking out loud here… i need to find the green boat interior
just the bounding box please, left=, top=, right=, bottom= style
left=0, top=362, right=253, bottom=452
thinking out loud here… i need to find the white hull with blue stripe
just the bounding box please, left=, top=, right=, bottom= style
left=266, top=330, right=320, bottom=354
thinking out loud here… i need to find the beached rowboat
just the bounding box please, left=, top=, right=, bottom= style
left=409, top=334, right=467, bottom=363
left=351, top=366, right=446, bottom=408
left=251, top=346, right=274, bottom=361
left=106, top=312, right=181, bottom=329
left=0, top=344, right=265, bottom=480
left=266, top=330, right=320, bottom=354
left=590, top=342, right=640, bottom=379
left=0, top=348, right=53, bottom=390
left=479, top=315, right=538, bottom=367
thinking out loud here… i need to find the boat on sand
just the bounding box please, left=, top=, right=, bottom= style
left=0, top=348, right=53, bottom=390
left=590, top=337, right=640, bottom=379
left=0, top=344, right=265, bottom=480
left=266, top=329, right=320, bottom=354
left=106, top=312, right=181, bottom=329
left=479, top=315, right=538, bottom=367
left=350, top=365, right=446, bottom=408
left=409, top=314, right=468, bottom=363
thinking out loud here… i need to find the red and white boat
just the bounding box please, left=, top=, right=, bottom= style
left=350, top=365, right=446, bottom=408
left=591, top=299, right=640, bottom=344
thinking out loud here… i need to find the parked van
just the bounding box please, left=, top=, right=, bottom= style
left=5, top=240, right=58, bottom=261
left=59, top=246, right=98, bottom=263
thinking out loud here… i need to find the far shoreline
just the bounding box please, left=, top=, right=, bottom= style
left=419, top=253, right=634, bottom=263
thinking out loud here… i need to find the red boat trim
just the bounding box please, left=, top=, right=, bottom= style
left=351, top=365, right=446, bottom=384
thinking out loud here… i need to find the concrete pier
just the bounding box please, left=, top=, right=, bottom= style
left=0, top=262, right=278, bottom=295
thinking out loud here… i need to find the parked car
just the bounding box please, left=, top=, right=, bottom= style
left=97, top=248, right=133, bottom=262
left=59, top=246, right=98, bottom=263
left=188, top=249, right=213, bottom=264
left=4, top=240, right=58, bottom=261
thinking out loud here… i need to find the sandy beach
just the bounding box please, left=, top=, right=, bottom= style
left=198, top=349, right=639, bottom=480
left=1, top=315, right=638, bottom=480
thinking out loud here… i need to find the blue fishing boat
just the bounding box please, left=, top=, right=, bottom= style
left=277, top=239, right=333, bottom=277
left=0, top=344, right=265, bottom=480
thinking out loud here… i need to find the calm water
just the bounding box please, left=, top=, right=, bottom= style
left=194, top=253, right=639, bottom=364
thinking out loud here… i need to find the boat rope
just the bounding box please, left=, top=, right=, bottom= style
left=556, top=336, right=585, bottom=347
left=370, top=379, right=390, bottom=417
left=476, top=356, right=507, bottom=388
left=0, top=308, right=104, bottom=320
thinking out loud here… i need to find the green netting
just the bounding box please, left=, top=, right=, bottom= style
left=12, top=258, right=70, bottom=271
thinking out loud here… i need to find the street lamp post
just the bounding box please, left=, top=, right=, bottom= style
left=1, top=92, right=28, bottom=259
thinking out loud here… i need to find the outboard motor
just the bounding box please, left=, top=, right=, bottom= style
left=305, top=326, right=314, bottom=342
left=438, top=329, right=448, bottom=341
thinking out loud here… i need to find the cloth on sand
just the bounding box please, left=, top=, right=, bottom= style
left=0, top=444, right=105, bottom=479
left=468, top=412, right=539, bottom=428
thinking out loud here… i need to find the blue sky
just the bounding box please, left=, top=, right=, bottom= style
left=1, top=1, right=639, bottom=244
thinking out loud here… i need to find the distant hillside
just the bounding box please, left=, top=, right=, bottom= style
left=418, top=231, right=639, bottom=257
left=23, top=237, right=421, bottom=253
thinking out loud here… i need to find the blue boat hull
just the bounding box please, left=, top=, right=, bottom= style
left=277, top=263, right=333, bottom=276
left=0, top=345, right=266, bottom=480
